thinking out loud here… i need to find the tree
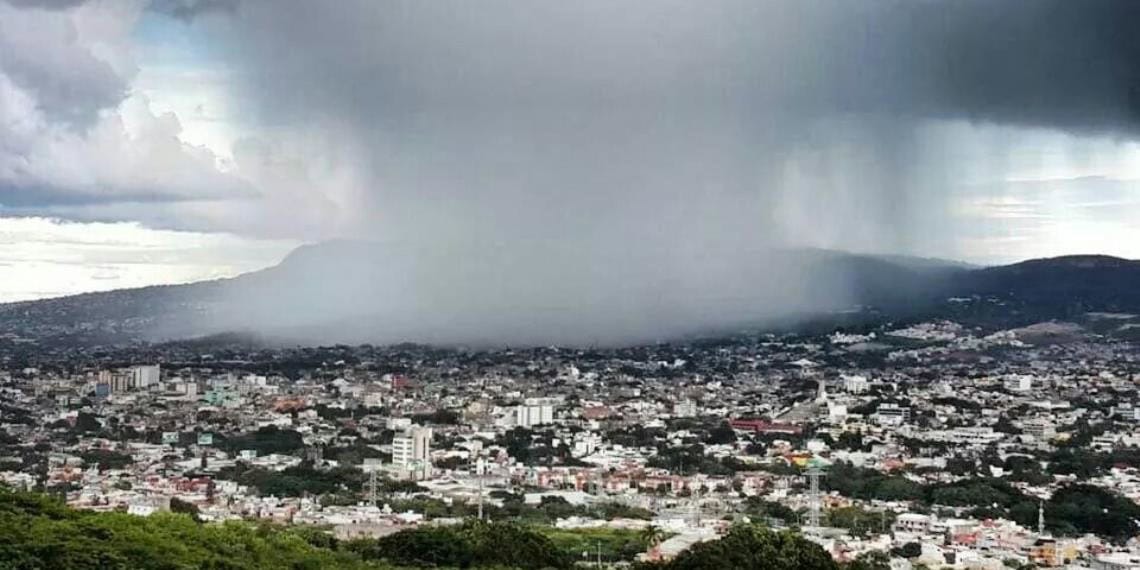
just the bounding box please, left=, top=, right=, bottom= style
left=219, top=425, right=306, bottom=455
left=168, top=497, right=200, bottom=521
left=73, top=412, right=101, bottom=433
left=349, top=520, right=571, bottom=568
left=644, top=524, right=839, bottom=570
left=891, top=542, right=921, bottom=559
left=411, top=408, right=461, bottom=425
left=0, top=487, right=379, bottom=569
left=743, top=498, right=798, bottom=526
left=825, top=462, right=923, bottom=502
left=705, top=423, right=738, bottom=445
left=1037, top=484, right=1140, bottom=542
left=81, top=450, right=133, bottom=471
left=825, top=507, right=892, bottom=537
left=945, top=455, right=976, bottom=476
left=835, top=430, right=871, bottom=452
left=640, top=525, right=666, bottom=548
left=845, top=551, right=890, bottom=570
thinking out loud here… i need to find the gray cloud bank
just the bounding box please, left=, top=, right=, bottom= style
left=202, top=0, right=1140, bottom=248
left=179, top=0, right=1140, bottom=345
left=225, top=0, right=1140, bottom=133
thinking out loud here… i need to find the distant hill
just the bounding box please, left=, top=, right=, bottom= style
left=0, top=241, right=1136, bottom=347
left=942, top=255, right=1140, bottom=324
left=965, top=255, right=1140, bottom=305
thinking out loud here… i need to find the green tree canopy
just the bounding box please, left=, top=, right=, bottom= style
left=641, top=524, right=839, bottom=570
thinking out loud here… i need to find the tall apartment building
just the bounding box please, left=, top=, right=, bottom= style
left=392, top=426, right=432, bottom=480
left=98, top=369, right=133, bottom=394
left=842, top=374, right=869, bottom=394
left=131, top=365, right=160, bottom=389
left=514, top=397, right=556, bottom=428
left=96, top=365, right=160, bottom=394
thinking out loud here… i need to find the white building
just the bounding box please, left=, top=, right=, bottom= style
left=1091, top=553, right=1140, bottom=570
left=392, top=426, right=432, bottom=480
left=1003, top=374, right=1034, bottom=393
left=827, top=403, right=848, bottom=422
left=893, top=513, right=934, bottom=534
left=514, top=398, right=556, bottom=428
left=918, top=426, right=1003, bottom=445
left=572, top=432, right=601, bottom=457
left=167, top=380, right=198, bottom=400
left=842, top=374, right=869, bottom=394
left=131, top=365, right=161, bottom=389
left=874, top=403, right=911, bottom=426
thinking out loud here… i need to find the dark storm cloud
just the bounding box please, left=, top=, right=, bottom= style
left=161, top=0, right=1140, bottom=344
left=0, top=179, right=255, bottom=209
left=220, top=0, right=1140, bottom=136
left=834, top=0, right=1140, bottom=134
left=204, top=0, right=1140, bottom=252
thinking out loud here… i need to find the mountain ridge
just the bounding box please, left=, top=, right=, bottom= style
left=1, top=241, right=1137, bottom=347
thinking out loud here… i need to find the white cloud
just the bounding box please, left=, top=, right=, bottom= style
left=0, top=0, right=319, bottom=299
left=135, top=63, right=245, bottom=158
left=0, top=0, right=353, bottom=241
left=0, top=1, right=235, bottom=199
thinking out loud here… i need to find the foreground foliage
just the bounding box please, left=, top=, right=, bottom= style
left=0, top=488, right=910, bottom=569
left=0, top=488, right=376, bottom=570
left=827, top=463, right=1140, bottom=542
left=0, top=488, right=579, bottom=569
left=636, top=524, right=840, bottom=570
left=346, top=520, right=571, bottom=569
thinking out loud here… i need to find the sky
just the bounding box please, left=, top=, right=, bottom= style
left=2, top=0, right=1140, bottom=303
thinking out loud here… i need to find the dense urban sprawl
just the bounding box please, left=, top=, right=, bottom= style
left=3, top=316, right=1140, bottom=568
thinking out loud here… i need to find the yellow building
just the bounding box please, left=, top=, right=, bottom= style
left=1028, top=538, right=1078, bottom=567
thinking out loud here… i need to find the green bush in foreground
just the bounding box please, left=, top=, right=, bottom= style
left=0, top=488, right=376, bottom=570
left=636, top=524, right=840, bottom=570
left=346, top=520, right=571, bottom=569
